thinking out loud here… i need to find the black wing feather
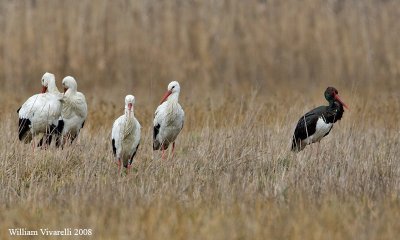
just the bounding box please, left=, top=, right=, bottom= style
left=112, top=139, right=116, bottom=156
left=153, top=124, right=161, bottom=150
left=153, top=124, right=160, bottom=140
left=293, top=112, right=320, bottom=141
left=291, top=106, right=326, bottom=151
left=55, top=120, right=65, bottom=148
left=128, top=143, right=140, bottom=166
left=18, top=118, right=31, bottom=141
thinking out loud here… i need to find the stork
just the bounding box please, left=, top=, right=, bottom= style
left=291, top=87, right=349, bottom=152
left=17, top=72, right=62, bottom=147
left=56, top=76, right=88, bottom=147
left=111, top=95, right=141, bottom=172
left=153, top=81, right=184, bottom=159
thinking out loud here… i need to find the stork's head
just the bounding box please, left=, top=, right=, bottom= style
left=125, top=95, right=135, bottom=112
left=168, top=81, right=180, bottom=94
left=41, top=72, right=55, bottom=93
left=160, top=81, right=180, bottom=104
left=325, top=87, right=349, bottom=110
left=62, top=76, right=77, bottom=94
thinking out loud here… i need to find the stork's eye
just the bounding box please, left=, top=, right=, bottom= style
left=171, top=86, right=175, bottom=89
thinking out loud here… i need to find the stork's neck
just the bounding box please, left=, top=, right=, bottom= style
left=125, top=108, right=135, bottom=118
left=167, top=92, right=180, bottom=105
left=333, top=100, right=344, bottom=110
left=64, top=88, right=77, bottom=97
left=328, top=100, right=344, bottom=123
left=328, top=99, right=340, bottom=109
left=47, top=80, right=59, bottom=94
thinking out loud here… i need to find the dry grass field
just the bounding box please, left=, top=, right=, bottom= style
left=1, top=0, right=400, bottom=239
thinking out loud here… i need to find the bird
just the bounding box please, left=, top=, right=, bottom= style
left=17, top=72, right=62, bottom=147
left=55, top=76, right=88, bottom=147
left=153, top=81, right=184, bottom=159
left=111, top=95, right=141, bottom=171
left=291, top=87, right=349, bottom=152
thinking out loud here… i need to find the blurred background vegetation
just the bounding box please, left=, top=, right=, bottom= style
left=0, top=0, right=399, bottom=101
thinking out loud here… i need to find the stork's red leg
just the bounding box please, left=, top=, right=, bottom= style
left=31, top=139, right=35, bottom=153
left=162, top=145, right=166, bottom=160
left=127, top=164, right=132, bottom=174
left=117, top=158, right=121, bottom=174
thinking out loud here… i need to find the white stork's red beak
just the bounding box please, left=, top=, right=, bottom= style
left=41, top=86, right=48, bottom=93
left=334, top=94, right=349, bottom=110
left=160, top=90, right=172, bottom=104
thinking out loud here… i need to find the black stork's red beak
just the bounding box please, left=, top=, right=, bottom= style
left=334, top=93, right=349, bottom=110
left=160, top=90, right=172, bottom=104
left=41, top=86, right=48, bottom=93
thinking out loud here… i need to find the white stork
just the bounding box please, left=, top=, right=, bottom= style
left=56, top=76, right=88, bottom=147
left=153, top=81, right=184, bottom=159
left=17, top=72, right=62, bottom=147
left=111, top=95, right=141, bottom=171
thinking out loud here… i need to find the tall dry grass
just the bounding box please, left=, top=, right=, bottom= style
left=1, top=92, right=400, bottom=239
left=0, top=0, right=400, bottom=239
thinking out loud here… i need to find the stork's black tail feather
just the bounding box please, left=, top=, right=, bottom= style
left=291, top=138, right=296, bottom=152
left=291, top=136, right=301, bottom=152
left=111, top=139, right=116, bottom=156
left=55, top=119, right=65, bottom=147
left=18, top=118, right=31, bottom=141
left=153, top=124, right=161, bottom=150
left=127, top=143, right=140, bottom=167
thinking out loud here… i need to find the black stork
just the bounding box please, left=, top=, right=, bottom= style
left=291, top=87, right=349, bottom=152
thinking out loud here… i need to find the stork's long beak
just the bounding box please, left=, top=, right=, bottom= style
left=41, top=86, right=48, bottom=93
left=128, top=103, right=133, bottom=111
left=334, top=94, right=349, bottom=110
left=160, top=90, right=172, bottom=104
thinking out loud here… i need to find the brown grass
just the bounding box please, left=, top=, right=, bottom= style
left=1, top=0, right=400, bottom=239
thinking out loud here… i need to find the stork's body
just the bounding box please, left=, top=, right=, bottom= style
left=291, top=87, right=348, bottom=152
left=17, top=72, right=62, bottom=146
left=56, top=76, right=87, bottom=147
left=111, top=95, right=141, bottom=171
left=153, top=81, right=184, bottom=159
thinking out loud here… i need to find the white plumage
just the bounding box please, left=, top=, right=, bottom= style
left=111, top=95, right=141, bottom=169
left=56, top=76, right=88, bottom=147
left=302, top=117, right=333, bottom=146
left=153, top=81, right=184, bottom=159
left=17, top=72, right=62, bottom=146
